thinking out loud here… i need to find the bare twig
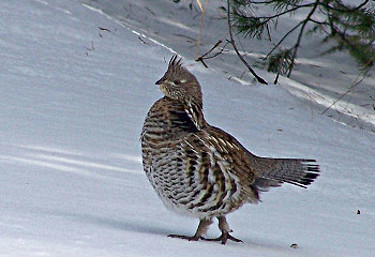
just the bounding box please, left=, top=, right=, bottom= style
left=321, top=71, right=367, bottom=115
left=198, top=40, right=223, bottom=59
left=98, top=27, right=111, bottom=32
left=138, top=36, right=148, bottom=45
left=83, top=41, right=94, bottom=51
left=321, top=55, right=374, bottom=115
left=227, top=0, right=268, bottom=85
left=196, top=40, right=228, bottom=67
left=197, top=58, right=208, bottom=68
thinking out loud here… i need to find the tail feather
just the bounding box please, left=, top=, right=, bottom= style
left=254, top=158, right=320, bottom=189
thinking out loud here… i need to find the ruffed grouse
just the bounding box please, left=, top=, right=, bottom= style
left=140, top=55, right=320, bottom=244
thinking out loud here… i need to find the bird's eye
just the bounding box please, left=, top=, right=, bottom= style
left=173, top=80, right=181, bottom=85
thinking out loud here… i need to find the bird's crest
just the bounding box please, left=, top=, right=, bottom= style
left=168, top=54, right=183, bottom=71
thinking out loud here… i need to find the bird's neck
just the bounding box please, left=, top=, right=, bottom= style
left=164, top=96, right=206, bottom=131
left=184, top=98, right=205, bottom=131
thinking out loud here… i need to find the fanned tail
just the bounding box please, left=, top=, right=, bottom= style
left=254, top=158, right=320, bottom=190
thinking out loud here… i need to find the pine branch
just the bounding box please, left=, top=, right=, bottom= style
left=321, top=0, right=371, bottom=13
left=265, top=20, right=304, bottom=59
left=253, top=3, right=314, bottom=21
left=229, top=0, right=374, bottom=77
left=287, top=0, right=320, bottom=77
left=353, top=0, right=370, bottom=11
left=227, top=0, right=268, bottom=85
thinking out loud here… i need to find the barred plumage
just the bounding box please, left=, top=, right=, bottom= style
left=140, top=55, right=320, bottom=244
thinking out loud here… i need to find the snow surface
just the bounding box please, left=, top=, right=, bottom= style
left=0, top=0, right=374, bottom=256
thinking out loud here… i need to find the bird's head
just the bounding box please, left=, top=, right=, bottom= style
left=155, top=55, right=203, bottom=107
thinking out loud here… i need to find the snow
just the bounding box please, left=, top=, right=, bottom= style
left=0, top=0, right=374, bottom=256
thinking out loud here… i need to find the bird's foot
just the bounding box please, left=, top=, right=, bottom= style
left=167, top=234, right=205, bottom=241
left=203, top=232, right=242, bottom=245
left=168, top=219, right=213, bottom=242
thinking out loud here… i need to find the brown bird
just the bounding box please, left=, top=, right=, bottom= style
left=140, top=55, right=320, bottom=244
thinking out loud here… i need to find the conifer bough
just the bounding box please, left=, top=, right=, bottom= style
left=230, top=0, right=374, bottom=79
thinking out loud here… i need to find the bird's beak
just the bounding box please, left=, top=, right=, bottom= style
left=155, top=78, right=164, bottom=85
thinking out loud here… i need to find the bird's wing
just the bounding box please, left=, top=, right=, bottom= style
left=181, top=126, right=261, bottom=203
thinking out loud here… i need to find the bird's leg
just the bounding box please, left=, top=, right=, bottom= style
left=218, top=216, right=242, bottom=244
left=204, top=216, right=242, bottom=244
left=168, top=218, right=212, bottom=241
